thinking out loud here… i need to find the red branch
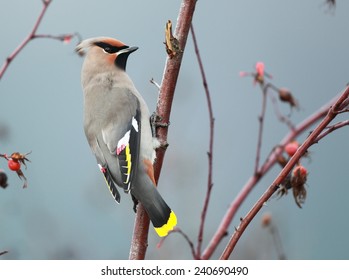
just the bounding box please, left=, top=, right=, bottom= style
left=0, top=0, right=79, bottom=81
left=190, top=24, right=215, bottom=259
left=219, top=86, right=349, bottom=259
left=201, top=89, right=346, bottom=259
left=128, top=0, right=197, bottom=260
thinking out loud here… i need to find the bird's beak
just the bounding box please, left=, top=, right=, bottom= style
left=117, top=46, right=138, bottom=55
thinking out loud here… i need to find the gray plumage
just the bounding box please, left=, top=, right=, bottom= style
left=76, top=37, right=177, bottom=236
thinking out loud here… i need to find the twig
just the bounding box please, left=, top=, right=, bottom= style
left=34, top=32, right=81, bottom=42
left=0, top=0, right=79, bottom=80
left=261, top=213, right=286, bottom=259
left=269, top=224, right=286, bottom=260
left=128, top=0, right=197, bottom=260
left=219, top=86, right=349, bottom=259
left=201, top=89, right=344, bottom=260
left=150, top=78, right=161, bottom=90
left=315, top=120, right=349, bottom=143
left=190, top=23, right=215, bottom=258
left=269, top=90, right=296, bottom=130
left=254, top=86, right=268, bottom=175
left=157, top=228, right=197, bottom=258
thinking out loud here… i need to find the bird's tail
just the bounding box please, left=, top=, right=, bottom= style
left=131, top=175, right=177, bottom=237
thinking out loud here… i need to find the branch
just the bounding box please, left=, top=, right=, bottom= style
left=201, top=88, right=345, bottom=259
left=190, top=23, right=215, bottom=258
left=219, top=86, right=349, bottom=259
left=128, top=0, right=197, bottom=260
left=0, top=0, right=79, bottom=81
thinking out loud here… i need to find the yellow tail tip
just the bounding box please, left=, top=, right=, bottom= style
left=154, top=211, right=177, bottom=237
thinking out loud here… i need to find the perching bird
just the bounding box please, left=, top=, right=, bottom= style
left=76, top=37, right=177, bottom=237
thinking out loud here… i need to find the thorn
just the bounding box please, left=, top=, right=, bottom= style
left=150, top=78, right=161, bottom=90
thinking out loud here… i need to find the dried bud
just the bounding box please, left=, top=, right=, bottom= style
left=63, top=35, right=72, bottom=44
left=261, top=212, right=272, bottom=227
left=277, top=165, right=308, bottom=207
left=255, top=62, right=265, bottom=77
left=284, top=141, right=299, bottom=157
left=164, top=20, right=181, bottom=59
left=291, top=165, right=308, bottom=208
left=277, top=173, right=292, bottom=198
left=0, top=170, right=8, bottom=189
left=278, top=88, right=298, bottom=108
left=292, top=165, right=307, bottom=179
left=254, top=62, right=265, bottom=85
left=9, top=152, right=31, bottom=168
left=276, top=154, right=288, bottom=168
left=240, top=62, right=272, bottom=86
left=16, top=169, right=28, bottom=189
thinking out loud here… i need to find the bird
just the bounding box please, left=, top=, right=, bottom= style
left=75, top=37, right=177, bottom=237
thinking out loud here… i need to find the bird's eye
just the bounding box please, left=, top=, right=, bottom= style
left=103, top=46, right=114, bottom=54
left=95, top=42, right=122, bottom=54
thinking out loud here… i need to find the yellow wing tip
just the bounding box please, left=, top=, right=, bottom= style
left=154, top=211, right=177, bottom=237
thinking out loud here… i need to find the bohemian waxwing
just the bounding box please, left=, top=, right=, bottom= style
left=76, top=37, right=177, bottom=237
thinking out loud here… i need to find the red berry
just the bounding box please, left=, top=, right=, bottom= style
left=8, top=159, right=21, bottom=171
left=284, top=141, right=299, bottom=157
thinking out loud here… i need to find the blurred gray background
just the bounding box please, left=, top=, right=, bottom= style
left=0, top=0, right=348, bottom=259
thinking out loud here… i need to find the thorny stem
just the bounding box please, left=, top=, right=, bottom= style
left=201, top=88, right=346, bottom=260
left=129, top=0, right=197, bottom=260
left=190, top=23, right=215, bottom=259
left=219, top=86, right=349, bottom=259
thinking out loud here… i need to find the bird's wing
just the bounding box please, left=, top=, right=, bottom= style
left=95, top=138, right=122, bottom=203
left=98, top=88, right=141, bottom=194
